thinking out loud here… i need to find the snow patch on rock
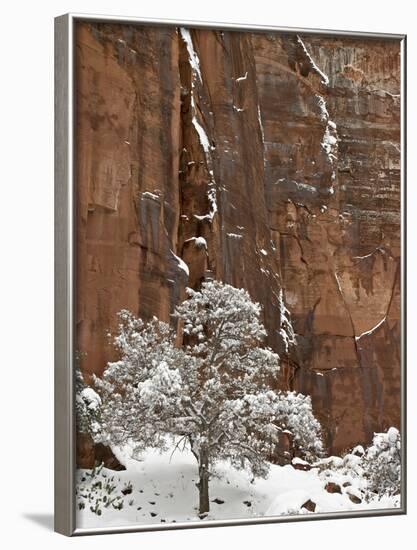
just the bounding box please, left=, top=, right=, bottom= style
left=192, top=114, right=211, bottom=154
left=236, top=72, right=248, bottom=82
left=179, top=27, right=202, bottom=83
left=297, top=36, right=329, bottom=86
left=141, top=191, right=160, bottom=201
left=277, top=289, right=296, bottom=353
left=185, top=236, right=208, bottom=249
left=170, top=250, right=189, bottom=277
left=355, top=316, right=386, bottom=341
left=315, top=94, right=338, bottom=191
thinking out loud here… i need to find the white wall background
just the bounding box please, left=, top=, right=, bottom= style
left=0, top=0, right=414, bottom=548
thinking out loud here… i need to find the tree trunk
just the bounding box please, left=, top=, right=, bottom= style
left=198, top=446, right=210, bottom=517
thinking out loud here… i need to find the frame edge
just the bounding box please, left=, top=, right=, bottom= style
left=400, top=33, right=407, bottom=515
left=54, top=13, right=76, bottom=537
left=54, top=14, right=406, bottom=535
left=60, top=12, right=406, bottom=40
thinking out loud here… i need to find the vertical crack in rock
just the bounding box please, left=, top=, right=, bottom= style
left=355, top=259, right=400, bottom=342
left=316, top=94, right=339, bottom=193
left=296, top=35, right=329, bottom=86
left=179, top=27, right=218, bottom=223
left=177, top=27, right=219, bottom=294
left=257, top=104, right=266, bottom=167
left=179, top=27, right=203, bottom=83
left=334, top=272, right=361, bottom=365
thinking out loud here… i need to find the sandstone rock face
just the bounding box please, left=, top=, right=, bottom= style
left=325, top=482, right=342, bottom=494
left=76, top=433, right=125, bottom=471
left=75, top=23, right=401, bottom=455
left=301, top=499, right=316, bottom=512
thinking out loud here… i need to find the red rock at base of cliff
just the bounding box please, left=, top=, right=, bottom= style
left=76, top=433, right=126, bottom=471
left=325, top=482, right=342, bottom=494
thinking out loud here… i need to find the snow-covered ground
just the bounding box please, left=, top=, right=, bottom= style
left=76, top=442, right=400, bottom=529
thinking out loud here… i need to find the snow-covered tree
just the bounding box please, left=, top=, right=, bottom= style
left=362, top=427, right=401, bottom=497
left=97, top=282, right=323, bottom=516
left=75, top=367, right=102, bottom=441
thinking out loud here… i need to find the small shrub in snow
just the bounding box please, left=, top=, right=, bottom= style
left=314, top=427, right=401, bottom=502
left=96, top=281, right=323, bottom=516
left=75, top=366, right=102, bottom=441
left=121, top=481, right=133, bottom=495
left=76, top=464, right=131, bottom=515
left=362, top=427, right=401, bottom=497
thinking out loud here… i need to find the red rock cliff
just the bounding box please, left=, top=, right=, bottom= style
left=75, top=22, right=401, bottom=454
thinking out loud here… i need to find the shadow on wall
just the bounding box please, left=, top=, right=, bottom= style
left=23, top=513, right=54, bottom=531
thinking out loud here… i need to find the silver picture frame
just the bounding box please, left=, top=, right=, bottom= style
left=55, top=13, right=407, bottom=536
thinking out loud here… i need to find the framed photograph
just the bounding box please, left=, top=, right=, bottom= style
left=55, top=13, right=406, bottom=536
